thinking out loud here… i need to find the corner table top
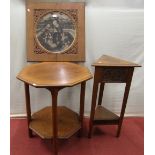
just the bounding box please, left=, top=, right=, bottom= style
left=92, top=55, right=141, bottom=67
left=17, top=62, right=92, bottom=87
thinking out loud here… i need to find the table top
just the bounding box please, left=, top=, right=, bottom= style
left=17, top=62, right=92, bottom=87
left=92, top=55, right=141, bottom=67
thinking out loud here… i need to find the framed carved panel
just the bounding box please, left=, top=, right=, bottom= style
left=26, top=2, right=85, bottom=61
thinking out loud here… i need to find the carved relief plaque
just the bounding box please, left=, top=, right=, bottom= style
left=26, top=2, right=85, bottom=61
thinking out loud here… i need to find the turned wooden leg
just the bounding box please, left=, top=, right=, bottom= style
left=24, top=83, right=33, bottom=138
left=88, top=80, right=99, bottom=138
left=50, top=89, right=59, bottom=155
left=116, top=68, right=134, bottom=137
left=98, top=83, right=105, bottom=106
left=78, top=81, right=86, bottom=137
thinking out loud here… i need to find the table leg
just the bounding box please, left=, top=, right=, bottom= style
left=98, top=83, right=105, bottom=106
left=24, top=83, right=33, bottom=138
left=78, top=81, right=86, bottom=137
left=117, top=68, right=134, bottom=137
left=50, top=89, right=59, bottom=155
left=88, top=79, right=99, bottom=138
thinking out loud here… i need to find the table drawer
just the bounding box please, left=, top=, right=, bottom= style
left=96, top=67, right=129, bottom=83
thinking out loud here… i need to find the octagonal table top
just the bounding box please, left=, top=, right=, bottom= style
left=17, top=62, right=92, bottom=87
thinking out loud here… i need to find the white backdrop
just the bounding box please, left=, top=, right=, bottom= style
left=10, top=0, right=144, bottom=116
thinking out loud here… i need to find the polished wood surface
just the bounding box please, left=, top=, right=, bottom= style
left=92, top=55, right=141, bottom=67
left=88, top=55, right=140, bottom=138
left=29, top=106, right=81, bottom=139
left=17, top=62, right=92, bottom=87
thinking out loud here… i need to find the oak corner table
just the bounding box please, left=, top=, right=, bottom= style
left=17, top=62, right=92, bottom=155
left=88, top=55, right=141, bottom=138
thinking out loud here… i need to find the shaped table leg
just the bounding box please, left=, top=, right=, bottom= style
left=88, top=79, right=99, bottom=138
left=79, top=81, right=86, bottom=137
left=98, top=83, right=105, bottom=106
left=117, top=68, right=134, bottom=137
left=24, top=83, right=33, bottom=138
left=50, top=89, right=59, bottom=155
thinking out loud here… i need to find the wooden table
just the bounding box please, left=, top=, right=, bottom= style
left=88, top=55, right=141, bottom=138
left=17, top=62, right=92, bottom=155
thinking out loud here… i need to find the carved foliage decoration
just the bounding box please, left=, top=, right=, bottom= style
left=96, top=68, right=129, bottom=83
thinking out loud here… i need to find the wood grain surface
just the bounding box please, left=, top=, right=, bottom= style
left=92, top=55, right=141, bottom=67
left=17, top=62, right=92, bottom=87
left=29, top=106, right=81, bottom=139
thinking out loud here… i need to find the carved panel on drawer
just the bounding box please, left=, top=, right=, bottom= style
left=96, top=68, right=129, bottom=83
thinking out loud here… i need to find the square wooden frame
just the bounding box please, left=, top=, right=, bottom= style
left=26, top=2, right=85, bottom=62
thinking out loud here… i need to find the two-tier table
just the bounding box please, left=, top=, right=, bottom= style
left=88, top=55, right=141, bottom=138
left=17, top=62, right=92, bottom=155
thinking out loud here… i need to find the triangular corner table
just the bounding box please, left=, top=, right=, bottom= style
left=17, top=62, right=92, bottom=155
left=88, top=55, right=141, bottom=138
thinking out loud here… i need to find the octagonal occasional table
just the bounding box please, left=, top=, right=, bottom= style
left=17, top=62, right=92, bottom=155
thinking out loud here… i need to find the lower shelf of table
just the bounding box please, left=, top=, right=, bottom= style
left=29, top=106, right=81, bottom=139
left=93, top=105, right=119, bottom=125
